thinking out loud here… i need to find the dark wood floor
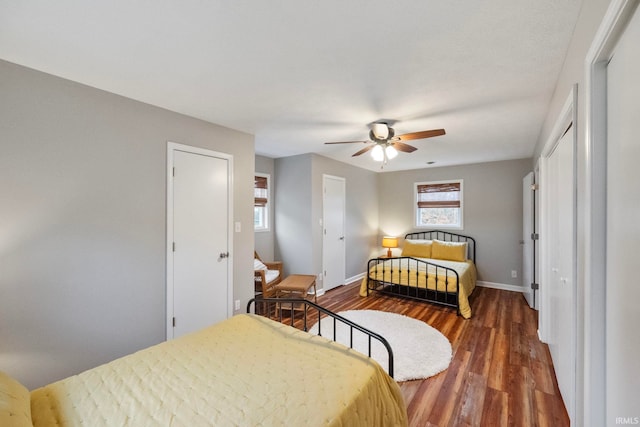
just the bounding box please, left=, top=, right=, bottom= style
left=311, top=282, right=569, bottom=427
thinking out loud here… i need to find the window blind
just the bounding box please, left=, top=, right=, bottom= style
left=416, top=182, right=460, bottom=208
left=254, top=176, right=268, bottom=207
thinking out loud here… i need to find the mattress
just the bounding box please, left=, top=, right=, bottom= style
left=30, top=314, right=407, bottom=427
left=360, top=257, right=477, bottom=318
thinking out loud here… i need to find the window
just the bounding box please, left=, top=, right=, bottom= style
left=254, top=174, right=270, bottom=231
left=414, top=180, right=463, bottom=229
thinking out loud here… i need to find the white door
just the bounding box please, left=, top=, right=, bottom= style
left=522, top=171, right=536, bottom=309
left=167, top=143, right=232, bottom=339
left=606, top=7, right=640, bottom=421
left=546, top=124, right=576, bottom=422
left=322, top=175, right=346, bottom=292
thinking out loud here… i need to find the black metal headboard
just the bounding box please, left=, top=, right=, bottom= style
left=405, top=230, right=476, bottom=263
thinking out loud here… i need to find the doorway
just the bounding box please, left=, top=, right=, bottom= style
left=166, top=142, right=233, bottom=339
left=322, top=174, right=346, bottom=292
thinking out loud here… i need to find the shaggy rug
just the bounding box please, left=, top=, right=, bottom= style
left=309, top=310, right=452, bottom=382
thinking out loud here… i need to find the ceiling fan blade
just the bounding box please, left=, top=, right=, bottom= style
left=392, top=142, right=418, bottom=153
left=396, top=129, right=446, bottom=141
left=324, top=140, right=368, bottom=144
left=352, top=145, right=374, bottom=157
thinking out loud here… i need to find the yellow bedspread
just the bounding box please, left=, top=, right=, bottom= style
left=30, top=314, right=407, bottom=427
left=360, top=257, right=477, bottom=319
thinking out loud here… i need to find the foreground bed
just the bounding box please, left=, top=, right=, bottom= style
left=361, top=230, right=477, bottom=318
left=2, top=304, right=407, bottom=427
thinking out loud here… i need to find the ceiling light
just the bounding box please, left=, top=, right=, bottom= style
left=371, top=123, right=389, bottom=140
left=371, top=144, right=384, bottom=161
left=385, top=145, right=398, bottom=160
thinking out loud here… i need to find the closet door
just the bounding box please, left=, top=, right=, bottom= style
left=546, top=124, right=576, bottom=422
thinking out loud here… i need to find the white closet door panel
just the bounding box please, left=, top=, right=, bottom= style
left=547, top=125, right=576, bottom=422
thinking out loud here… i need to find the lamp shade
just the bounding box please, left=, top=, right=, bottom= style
left=382, top=236, right=398, bottom=257
left=382, top=236, right=398, bottom=248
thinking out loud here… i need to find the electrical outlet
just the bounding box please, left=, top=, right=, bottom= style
left=234, top=300, right=240, bottom=310
left=511, top=270, right=518, bottom=278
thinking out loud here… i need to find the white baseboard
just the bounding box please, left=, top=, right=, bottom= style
left=477, top=280, right=525, bottom=293
left=312, top=272, right=365, bottom=296
left=345, top=272, right=365, bottom=285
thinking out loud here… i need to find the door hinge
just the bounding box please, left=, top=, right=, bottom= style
left=172, top=242, right=176, bottom=252
left=531, top=283, right=539, bottom=290
left=172, top=317, right=176, bottom=327
left=172, top=167, right=175, bottom=177
left=531, top=233, right=539, bottom=240
left=324, top=270, right=327, bottom=276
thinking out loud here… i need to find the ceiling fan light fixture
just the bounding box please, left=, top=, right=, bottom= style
left=371, top=123, right=389, bottom=140
left=371, top=144, right=384, bottom=161
left=385, top=145, right=398, bottom=160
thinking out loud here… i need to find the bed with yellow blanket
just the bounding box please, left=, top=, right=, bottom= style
left=1, top=309, right=407, bottom=427
left=361, top=231, right=477, bottom=319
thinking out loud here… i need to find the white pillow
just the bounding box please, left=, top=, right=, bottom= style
left=254, top=259, right=268, bottom=271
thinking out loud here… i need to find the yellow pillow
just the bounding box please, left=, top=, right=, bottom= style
left=0, top=371, right=32, bottom=427
left=431, top=239, right=467, bottom=262
left=401, top=240, right=432, bottom=258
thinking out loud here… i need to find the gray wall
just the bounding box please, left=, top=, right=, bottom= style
left=0, top=60, right=255, bottom=389
left=254, top=155, right=275, bottom=261
left=274, top=154, right=314, bottom=275
left=378, top=158, right=532, bottom=286
left=274, top=153, right=378, bottom=290
left=311, top=154, right=379, bottom=284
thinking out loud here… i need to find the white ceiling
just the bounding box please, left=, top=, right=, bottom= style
left=0, top=1, right=583, bottom=172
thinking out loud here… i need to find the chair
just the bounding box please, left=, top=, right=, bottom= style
left=254, top=251, right=283, bottom=299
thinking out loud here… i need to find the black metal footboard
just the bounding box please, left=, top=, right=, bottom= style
left=365, top=257, right=461, bottom=314
left=247, top=298, right=395, bottom=378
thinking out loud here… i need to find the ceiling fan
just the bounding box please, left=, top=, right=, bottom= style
left=324, top=122, right=445, bottom=163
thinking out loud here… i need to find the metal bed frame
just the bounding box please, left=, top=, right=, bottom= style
left=365, top=230, right=476, bottom=316
left=247, top=297, right=395, bottom=378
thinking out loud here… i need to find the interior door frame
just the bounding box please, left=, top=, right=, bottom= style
left=584, top=1, right=639, bottom=425
left=322, top=174, right=346, bottom=292
left=522, top=171, right=536, bottom=309
left=166, top=142, right=234, bottom=340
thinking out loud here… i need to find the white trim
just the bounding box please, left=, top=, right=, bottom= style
left=476, top=281, right=525, bottom=293
left=346, top=272, right=366, bottom=285
left=166, top=142, right=234, bottom=340
left=584, top=2, right=639, bottom=426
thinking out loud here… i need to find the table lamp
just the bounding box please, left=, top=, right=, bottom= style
left=382, top=236, right=398, bottom=257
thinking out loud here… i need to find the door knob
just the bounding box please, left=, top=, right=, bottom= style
left=339, top=236, right=345, bottom=240
left=219, top=252, right=229, bottom=259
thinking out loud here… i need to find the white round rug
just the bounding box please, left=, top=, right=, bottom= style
left=309, top=310, right=452, bottom=382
